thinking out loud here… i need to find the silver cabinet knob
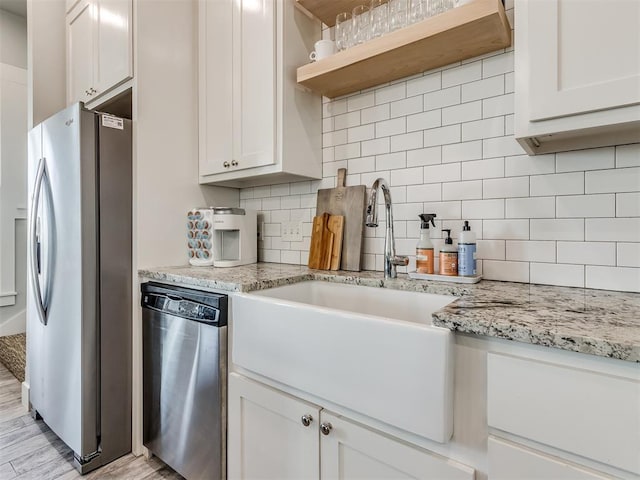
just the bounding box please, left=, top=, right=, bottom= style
left=231, top=160, right=238, bottom=167
left=320, top=422, right=332, bottom=436
left=223, top=161, right=230, bottom=168
left=301, top=414, right=313, bottom=427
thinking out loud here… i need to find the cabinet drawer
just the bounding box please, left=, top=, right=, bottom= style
left=487, top=353, right=640, bottom=475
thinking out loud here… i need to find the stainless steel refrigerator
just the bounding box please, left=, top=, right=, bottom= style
left=27, top=103, right=132, bottom=474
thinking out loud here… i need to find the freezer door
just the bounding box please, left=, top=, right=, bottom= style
left=29, top=104, right=99, bottom=457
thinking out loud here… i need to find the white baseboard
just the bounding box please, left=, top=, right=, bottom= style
left=21, top=381, right=29, bottom=412
left=0, top=308, right=26, bottom=336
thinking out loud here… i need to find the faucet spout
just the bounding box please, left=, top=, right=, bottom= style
left=365, top=178, right=408, bottom=279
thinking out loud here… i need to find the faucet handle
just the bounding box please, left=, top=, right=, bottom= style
left=392, top=255, right=409, bottom=266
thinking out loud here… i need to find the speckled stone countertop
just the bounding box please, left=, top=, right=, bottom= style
left=139, top=263, right=640, bottom=363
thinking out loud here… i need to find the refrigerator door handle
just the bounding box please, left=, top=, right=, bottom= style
left=29, top=156, right=48, bottom=326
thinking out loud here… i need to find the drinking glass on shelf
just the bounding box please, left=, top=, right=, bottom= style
left=335, top=12, right=353, bottom=51
left=408, top=0, right=425, bottom=24
left=370, top=0, right=389, bottom=39
left=389, top=0, right=408, bottom=32
left=353, top=4, right=372, bottom=45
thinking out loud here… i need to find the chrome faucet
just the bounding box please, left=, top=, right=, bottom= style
left=365, top=178, right=409, bottom=279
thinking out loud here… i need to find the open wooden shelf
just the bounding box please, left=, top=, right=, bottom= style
left=297, top=0, right=511, bottom=99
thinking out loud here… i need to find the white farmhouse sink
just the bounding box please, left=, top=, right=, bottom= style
left=232, top=281, right=457, bottom=443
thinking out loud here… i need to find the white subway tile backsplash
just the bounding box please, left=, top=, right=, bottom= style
left=406, top=72, right=442, bottom=96
left=484, top=176, right=529, bottom=199
left=586, top=266, right=640, bottom=293
left=442, top=180, right=483, bottom=200
left=462, top=158, right=505, bottom=180
left=505, top=154, right=555, bottom=177
left=617, top=192, right=640, bottom=217
left=424, top=163, right=461, bottom=184
left=586, top=218, right=640, bottom=242
left=462, top=76, right=504, bottom=102
left=376, top=117, right=406, bottom=138
left=442, top=62, right=482, bottom=87
left=407, top=110, right=441, bottom=132
left=406, top=184, right=441, bottom=202
left=348, top=124, right=375, bottom=142
left=424, top=86, right=461, bottom=111
left=531, top=219, right=584, bottom=241
left=618, top=243, right=640, bottom=268
left=442, top=101, right=482, bottom=126
left=334, top=111, right=360, bottom=130
left=390, top=166, right=424, bottom=186
left=391, top=131, right=423, bottom=152
left=530, top=172, right=584, bottom=196
left=505, top=197, right=555, bottom=218
left=483, top=219, right=529, bottom=239
left=530, top=263, right=584, bottom=288
left=407, top=147, right=442, bottom=167
left=462, top=117, right=504, bottom=141
left=477, top=239, right=505, bottom=260
left=556, top=147, right=615, bottom=173
left=361, top=104, right=390, bottom=124
left=482, top=93, right=514, bottom=118
left=506, top=241, right=556, bottom=263
left=442, top=140, right=482, bottom=162
left=462, top=199, right=505, bottom=219
left=483, top=260, right=529, bottom=282
left=361, top=137, right=390, bottom=156
left=482, top=51, right=514, bottom=77
left=424, top=124, right=461, bottom=147
left=483, top=135, right=525, bottom=158
left=347, top=91, right=375, bottom=111
left=391, top=96, right=423, bottom=118
left=557, top=241, right=616, bottom=266
left=585, top=167, right=640, bottom=193
left=556, top=194, right=615, bottom=218
left=375, top=82, right=406, bottom=104
left=616, top=143, right=640, bottom=168
left=243, top=33, right=639, bottom=292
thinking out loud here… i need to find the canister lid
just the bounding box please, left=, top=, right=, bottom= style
left=212, top=207, right=245, bottom=215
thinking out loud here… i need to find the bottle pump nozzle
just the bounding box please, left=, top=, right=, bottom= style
left=419, top=213, right=437, bottom=229
left=442, top=229, right=453, bottom=244
left=462, top=220, right=471, bottom=231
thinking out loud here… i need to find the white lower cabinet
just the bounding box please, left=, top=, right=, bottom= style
left=228, top=373, right=474, bottom=480
left=488, top=437, right=610, bottom=480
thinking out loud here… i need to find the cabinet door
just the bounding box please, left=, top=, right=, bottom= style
left=95, top=0, right=133, bottom=95
left=526, top=0, right=640, bottom=122
left=232, top=0, right=276, bottom=171
left=67, top=0, right=95, bottom=105
left=228, top=374, right=320, bottom=480
left=489, top=437, right=611, bottom=480
left=320, top=412, right=474, bottom=480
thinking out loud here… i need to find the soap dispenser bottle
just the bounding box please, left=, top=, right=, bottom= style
left=457, top=220, right=477, bottom=276
left=439, top=229, right=458, bottom=276
left=416, top=214, right=437, bottom=274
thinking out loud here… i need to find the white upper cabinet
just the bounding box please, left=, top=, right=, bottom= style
left=199, top=0, right=322, bottom=188
left=515, top=0, right=640, bottom=155
left=66, top=0, right=133, bottom=106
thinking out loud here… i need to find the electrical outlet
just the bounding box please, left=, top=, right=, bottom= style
left=282, top=221, right=303, bottom=242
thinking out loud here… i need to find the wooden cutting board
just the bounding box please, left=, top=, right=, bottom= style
left=308, top=213, right=344, bottom=270
left=316, top=168, right=366, bottom=271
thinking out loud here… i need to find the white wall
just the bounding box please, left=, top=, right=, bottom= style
left=0, top=8, right=27, bottom=68
left=27, top=0, right=65, bottom=128
left=239, top=1, right=640, bottom=293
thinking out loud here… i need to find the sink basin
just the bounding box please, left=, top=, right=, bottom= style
left=232, top=280, right=456, bottom=443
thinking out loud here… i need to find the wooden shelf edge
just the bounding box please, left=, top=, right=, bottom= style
left=296, top=0, right=512, bottom=99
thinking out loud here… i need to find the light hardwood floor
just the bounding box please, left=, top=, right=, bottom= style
left=0, top=363, right=183, bottom=480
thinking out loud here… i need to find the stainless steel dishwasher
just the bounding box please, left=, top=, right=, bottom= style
left=141, top=282, right=227, bottom=480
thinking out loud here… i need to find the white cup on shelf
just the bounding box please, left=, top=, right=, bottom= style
left=309, top=39, right=337, bottom=62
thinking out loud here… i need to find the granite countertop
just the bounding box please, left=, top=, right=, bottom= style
left=139, top=263, right=640, bottom=363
